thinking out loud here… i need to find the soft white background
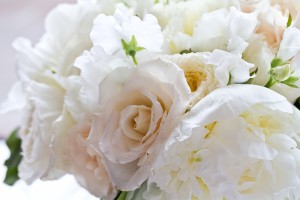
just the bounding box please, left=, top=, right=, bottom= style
left=0, top=0, right=74, bottom=138
left=0, top=1, right=98, bottom=199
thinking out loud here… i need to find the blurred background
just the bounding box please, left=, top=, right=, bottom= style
left=0, top=0, right=75, bottom=138
left=0, top=0, right=98, bottom=199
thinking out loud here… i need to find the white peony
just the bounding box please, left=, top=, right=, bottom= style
left=148, top=85, right=300, bottom=200
left=88, top=58, right=191, bottom=191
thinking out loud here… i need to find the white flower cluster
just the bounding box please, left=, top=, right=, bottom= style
left=3, top=0, right=300, bottom=199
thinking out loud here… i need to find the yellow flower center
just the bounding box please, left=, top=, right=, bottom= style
left=184, top=68, right=207, bottom=92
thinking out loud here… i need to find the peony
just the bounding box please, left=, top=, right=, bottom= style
left=88, top=58, right=191, bottom=191
left=148, top=85, right=300, bottom=200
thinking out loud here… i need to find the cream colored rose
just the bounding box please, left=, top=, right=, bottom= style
left=67, top=120, right=116, bottom=199
left=161, top=53, right=217, bottom=107
left=88, top=58, right=190, bottom=191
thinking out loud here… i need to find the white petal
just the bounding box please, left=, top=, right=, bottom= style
left=122, top=14, right=163, bottom=52
left=0, top=82, right=26, bottom=114
left=278, top=27, right=300, bottom=61
left=208, top=50, right=253, bottom=85
left=91, top=14, right=122, bottom=54
left=185, top=84, right=292, bottom=126
left=227, top=7, right=258, bottom=54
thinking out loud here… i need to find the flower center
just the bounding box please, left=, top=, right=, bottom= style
left=184, top=68, right=206, bottom=92
left=133, top=107, right=151, bottom=135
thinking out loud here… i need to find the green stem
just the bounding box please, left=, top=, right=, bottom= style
left=132, top=55, right=138, bottom=65
left=265, top=77, right=276, bottom=88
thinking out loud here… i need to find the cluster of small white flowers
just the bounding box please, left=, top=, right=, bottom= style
left=2, top=0, right=300, bottom=199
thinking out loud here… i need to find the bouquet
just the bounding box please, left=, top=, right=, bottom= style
left=2, top=0, right=300, bottom=199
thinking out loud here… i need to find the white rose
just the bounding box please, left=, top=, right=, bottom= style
left=148, top=85, right=300, bottom=200
left=161, top=52, right=218, bottom=107
left=161, top=51, right=253, bottom=108
left=48, top=75, right=117, bottom=199
left=89, top=58, right=191, bottom=191
left=54, top=112, right=117, bottom=199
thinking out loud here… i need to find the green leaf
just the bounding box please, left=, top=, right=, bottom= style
left=282, top=76, right=299, bottom=88
left=121, top=35, right=145, bottom=65
left=271, top=57, right=285, bottom=68
left=287, top=13, right=292, bottom=28
left=4, top=128, right=22, bottom=186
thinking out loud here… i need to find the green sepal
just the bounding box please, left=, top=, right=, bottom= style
left=271, top=57, right=285, bottom=68
left=4, top=128, right=22, bottom=186
left=287, top=13, right=292, bottom=28
left=121, top=35, right=145, bottom=65
left=282, top=76, right=299, bottom=88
